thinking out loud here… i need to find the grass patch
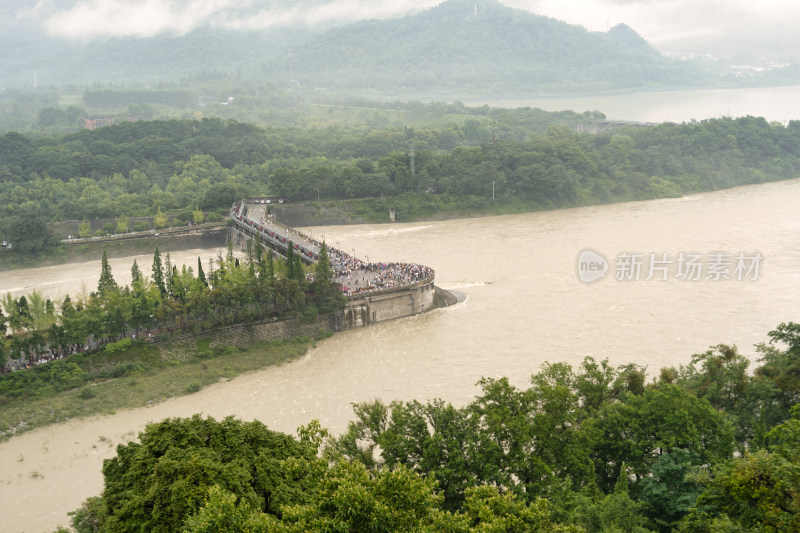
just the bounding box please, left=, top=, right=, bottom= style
left=0, top=337, right=313, bottom=442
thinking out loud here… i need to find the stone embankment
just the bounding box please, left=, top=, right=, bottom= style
left=157, top=282, right=456, bottom=361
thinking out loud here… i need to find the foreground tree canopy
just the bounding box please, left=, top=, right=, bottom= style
left=66, top=323, right=800, bottom=533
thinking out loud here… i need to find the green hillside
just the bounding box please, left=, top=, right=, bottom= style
left=265, top=0, right=703, bottom=97
left=1, top=0, right=719, bottom=97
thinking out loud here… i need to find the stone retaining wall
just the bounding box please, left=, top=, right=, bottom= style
left=155, top=279, right=451, bottom=361
left=157, top=314, right=339, bottom=362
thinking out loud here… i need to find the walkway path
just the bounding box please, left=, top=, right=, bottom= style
left=230, top=200, right=434, bottom=295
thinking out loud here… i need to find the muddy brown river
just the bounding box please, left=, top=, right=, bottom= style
left=2, top=179, right=800, bottom=532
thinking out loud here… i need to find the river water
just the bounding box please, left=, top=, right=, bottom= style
left=2, top=177, right=799, bottom=531
left=468, top=85, right=800, bottom=123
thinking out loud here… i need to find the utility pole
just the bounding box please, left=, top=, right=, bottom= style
left=409, top=148, right=416, bottom=190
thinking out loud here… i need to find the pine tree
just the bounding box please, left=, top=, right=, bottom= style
left=164, top=253, right=173, bottom=289
left=254, top=234, right=263, bottom=263
left=97, top=250, right=118, bottom=296
left=131, top=259, right=142, bottom=285
left=169, top=266, right=184, bottom=301
left=265, top=249, right=275, bottom=286
left=197, top=257, right=207, bottom=287
left=286, top=242, right=298, bottom=280
left=314, top=242, right=333, bottom=282
left=152, top=247, right=166, bottom=294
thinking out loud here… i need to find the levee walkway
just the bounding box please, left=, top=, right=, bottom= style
left=229, top=200, right=436, bottom=297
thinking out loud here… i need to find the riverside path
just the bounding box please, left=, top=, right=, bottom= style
left=229, top=200, right=434, bottom=295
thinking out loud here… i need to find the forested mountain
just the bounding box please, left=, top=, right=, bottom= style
left=2, top=0, right=722, bottom=97
left=261, top=0, right=705, bottom=97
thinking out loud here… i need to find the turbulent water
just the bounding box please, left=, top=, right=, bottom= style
left=2, top=179, right=800, bottom=532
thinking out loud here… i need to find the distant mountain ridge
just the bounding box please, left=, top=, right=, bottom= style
left=1, top=0, right=710, bottom=97
left=258, top=0, right=702, bottom=97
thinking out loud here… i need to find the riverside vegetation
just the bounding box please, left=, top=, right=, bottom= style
left=54, top=323, right=800, bottom=533
left=0, top=241, right=345, bottom=439
left=2, top=110, right=800, bottom=266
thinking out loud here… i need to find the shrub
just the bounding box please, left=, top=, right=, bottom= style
left=78, top=387, right=96, bottom=400
left=105, top=338, right=133, bottom=354
left=103, top=361, right=147, bottom=379
left=301, top=306, right=318, bottom=324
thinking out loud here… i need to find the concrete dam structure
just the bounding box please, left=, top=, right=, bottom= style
left=229, top=200, right=457, bottom=329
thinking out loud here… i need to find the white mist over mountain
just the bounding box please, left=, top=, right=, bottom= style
left=6, top=0, right=798, bottom=63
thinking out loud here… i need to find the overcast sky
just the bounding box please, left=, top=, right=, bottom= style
left=18, top=0, right=800, bottom=52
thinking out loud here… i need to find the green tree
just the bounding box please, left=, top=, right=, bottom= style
left=309, top=242, right=344, bottom=313
left=674, top=345, right=751, bottom=441
left=285, top=242, right=300, bottom=281
left=154, top=206, right=169, bottom=229
left=0, top=209, right=58, bottom=257
left=593, top=384, right=735, bottom=491
left=184, top=485, right=272, bottom=533
left=130, top=259, right=143, bottom=286
left=277, top=461, right=447, bottom=533
left=313, top=242, right=332, bottom=282
left=193, top=204, right=205, bottom=224
left=680, top=405, right=800, bottom=532
left=197, top=256, right=207, bottom=287
left=97, top=250, right=118, bottom=296
left=79, top=218, right=92, bottom=238
left=96, top=415, right=318, bottom=533
left=752, top=322, right=800, bottom=433
left=115, top=214, right=129, bottom=234
left=637, top=449, right=701, bottom=532
left=460, top=485, right=583, bottom=533
left=152, top=247, right=166, bottom=294
left=69, top=496, right=106, bottom=533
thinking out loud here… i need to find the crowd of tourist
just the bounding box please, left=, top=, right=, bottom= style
left=3, top=343, right=89, bottom=373
left=326, top=245, right=434, bottom=294
left=232, top=201, right=435, bottom=296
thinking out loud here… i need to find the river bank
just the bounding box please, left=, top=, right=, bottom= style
left=1, top=162, right=795, bottom=273
left=0, top=329, right=324, bottom=443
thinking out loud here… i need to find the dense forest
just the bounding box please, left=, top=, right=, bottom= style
left=58, top=322, right=800, bottom=532
left=2, top=111, right=800, bottom=259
